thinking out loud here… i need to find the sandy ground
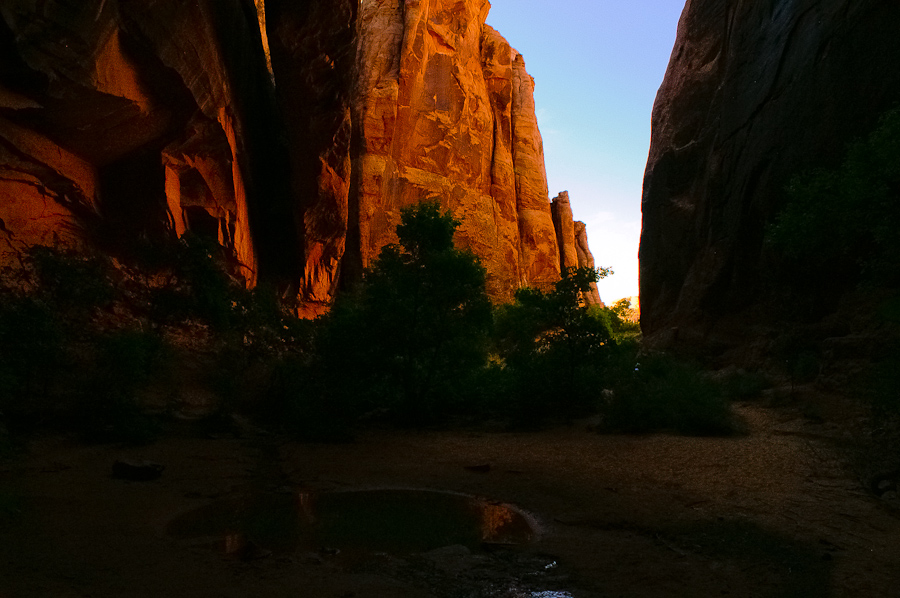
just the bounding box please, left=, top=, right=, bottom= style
left=1, top=403, right=898, bottom=597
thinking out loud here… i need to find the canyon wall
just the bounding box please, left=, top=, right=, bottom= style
left=0, top=0, right=292, bottom=283
left=640, top=0, right=900, bottom=348
left=339, top=0, right=565, bottom=313
left=0, top=0, right=599, bottom=313
left=552, top=191, right=602, bottom=306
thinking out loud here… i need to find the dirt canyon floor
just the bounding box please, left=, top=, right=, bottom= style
left=1, top=403, right=899, bottom=597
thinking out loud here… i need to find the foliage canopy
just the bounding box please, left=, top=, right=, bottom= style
left=768, top=107, right=900, bottom=287
left=308, top=201, right=493, bottom=427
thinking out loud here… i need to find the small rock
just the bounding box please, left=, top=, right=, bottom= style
left=112, top=459, right=164, bottom=481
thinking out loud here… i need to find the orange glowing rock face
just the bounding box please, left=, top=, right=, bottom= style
left=0, top=0, right=599, bottom=313
left=351, top=1, right=561, bottom=303
left=551, top=192, right=579, bottom=273
left=480, top=502, right=515, bottom=541
left=574, top=220, right=603, bottom=307
left=0, top=118, right=97, bottom=262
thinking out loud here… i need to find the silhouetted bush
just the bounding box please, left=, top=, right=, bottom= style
left=600, top=354, right=736, bottom=436
left=492, top=266, right=625, bottom=425
left=149, top=233, right=241, bottom=330
left=721, top=369, right=771, bottom=400
left=0, top=295, right=65, bottom=412
left=868, top=348, right=900, bottom=419
left=768, top=107, right=900, bottom=289
left=69, top=328, right=168, bottom=444
left=26, top=246, right=115, bottom=313
left=300, top=201, right=493, bottom=429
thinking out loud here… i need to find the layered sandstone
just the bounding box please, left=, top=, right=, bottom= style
left=640, top=0, right=900, bottom=347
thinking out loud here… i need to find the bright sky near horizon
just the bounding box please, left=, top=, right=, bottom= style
left=486, top=1, right=685, bottom=304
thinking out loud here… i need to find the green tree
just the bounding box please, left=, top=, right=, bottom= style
left=768, top=107, right=900, bottom=287
left=311, top=201, right=493, bottom=426
left=493, top=266, right=617, bottom=422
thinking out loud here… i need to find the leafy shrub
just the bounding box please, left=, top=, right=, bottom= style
left=307, top=201, right=493, bottom=427
left=869, top=349, right=900, bottom=419
left=492, top=266, right=622, bottom=424
left=602, top=298, right=641, bottom=343
left=768, top=107, right=900, bottom=288
left=721, top=369, right=770, bottom=400
left=266, top=355, right=359, bottom=442
left=0, top=295, right=65, bottom=410
left=26, top=246, right=115, bottom=313
left=150, top=233, right=239, bottom=329
left=69, top=329, right=168, bottom=444
left=601, top=354, right=736, bottom=436
left=770, top=331, right=823, bottom=383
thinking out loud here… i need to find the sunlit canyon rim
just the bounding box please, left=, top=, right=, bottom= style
left=0, top=0, right=601, bottom=314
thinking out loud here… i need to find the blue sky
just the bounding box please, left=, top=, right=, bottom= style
left=486, top=1, right=685, bottom=303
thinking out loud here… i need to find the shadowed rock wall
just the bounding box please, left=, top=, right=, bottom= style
left=0, top=0, right=291, bottom=283
left=640, top=0, right=900, bottom=349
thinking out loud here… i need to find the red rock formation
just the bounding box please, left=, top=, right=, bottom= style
left=266, top=0, right=357, bottom=316
left=510, top=52, right=560, bottom=289
left=0, top=0, right=286, bottom=283
left=640, top=0, right=900, bottom=348
left=574, top=220, right=603, bottom=307
left=0, top=0, right=593, bottom=312
left=0, top=116, right=97, bottom=263
left=551, top=191, right=578, bottom=272
left=347, top=0, right=561, bottom=305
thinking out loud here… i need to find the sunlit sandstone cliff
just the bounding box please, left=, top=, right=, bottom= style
left=297, top=0, right=570, bottom=313
left=640, top=0, right=900, bottom=349
left=0, top=0, right=599, bottom=314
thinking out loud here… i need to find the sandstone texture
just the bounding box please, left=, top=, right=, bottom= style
left=0, top=0, right=288, bottom=283
left=550, top=191, right=578, bottom=273
left=0, top=0, right=595, bottom=311
left=551, top=191, right=601, bottom=306
left=640, top=0, right=900, bottom=347
left=348, top=1, right=561, bottom=306
left=574, top=220, right=603, bottom=307
left=266, top=0, right=357, bottom=315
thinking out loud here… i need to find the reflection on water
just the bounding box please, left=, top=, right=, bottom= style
left=530, top=592, right=574, bottom=598
left=481, top=502, right=514, bottom=541
left=297, top=490, right=315, bottom=523
left=168, top=488, right=533, bottom=556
